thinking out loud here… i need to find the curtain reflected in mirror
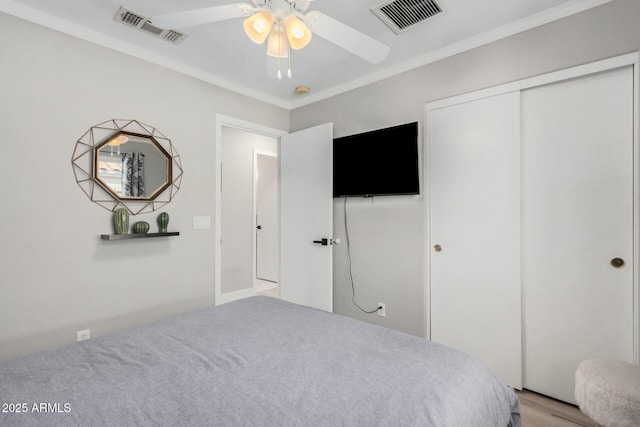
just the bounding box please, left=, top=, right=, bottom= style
left=122, top=152, right=145, bottom=197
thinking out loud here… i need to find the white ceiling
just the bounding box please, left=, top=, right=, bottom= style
left=1, top=0, right=612, bottom=109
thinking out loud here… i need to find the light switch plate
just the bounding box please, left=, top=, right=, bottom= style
left=193, top=216, right=211, bottom=230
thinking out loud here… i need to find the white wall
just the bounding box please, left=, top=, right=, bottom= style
left=0, top=13, right=288, bottom=362
left=290, top=0, right=640, bottom=337
left=221, top=127, right=277, bottom=294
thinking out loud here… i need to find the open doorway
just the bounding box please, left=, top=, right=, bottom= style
left=215, top=115, right=286, bottom=305
left=254, top=150, right=279, bottom=296
left=215, top=116, right=334, bottom=311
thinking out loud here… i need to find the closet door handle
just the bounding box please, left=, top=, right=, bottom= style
left=434, top=244, right=442, bottom=252
left=610, top=257, right=625, bottom=268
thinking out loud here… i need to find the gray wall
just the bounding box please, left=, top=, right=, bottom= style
left=0, top=12, right=288, bottom=362
left=290, top=0, right=640, bottom=337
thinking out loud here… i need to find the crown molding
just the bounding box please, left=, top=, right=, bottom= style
left=0, top=0, right=614, bottom=111
left=289, top=0, right=615, bottom=109
left=0, top=0, right=291, bottom=109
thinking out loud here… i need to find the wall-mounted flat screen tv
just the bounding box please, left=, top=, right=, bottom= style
left=333, top=122, right=419, bottom=197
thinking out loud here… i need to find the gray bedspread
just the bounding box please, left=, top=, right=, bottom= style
left=0, top=296, right=520, bottom=426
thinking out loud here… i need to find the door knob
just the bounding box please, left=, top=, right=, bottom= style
left=434, top=244, right=442, bottom=252
left=256, top=225, right=262, bottom=230
left=611, top=257, right=625, bottom=268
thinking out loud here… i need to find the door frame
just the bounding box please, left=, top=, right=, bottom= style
left=215, top=114, right=287, bottom=305
left=424, top=52, right=640, bottom=362
left=253, top=149, right=278, bottom=289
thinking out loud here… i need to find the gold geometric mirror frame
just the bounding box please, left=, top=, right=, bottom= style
left=72, top=119, right=183, bottom=215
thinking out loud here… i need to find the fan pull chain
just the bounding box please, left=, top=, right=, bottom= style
left=287, top=42, right=292, bottom=78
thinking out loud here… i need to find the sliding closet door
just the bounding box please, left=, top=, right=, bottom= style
left=429, top=91, right=522, bottom=388
left=522, top=66, right=634, bottom=404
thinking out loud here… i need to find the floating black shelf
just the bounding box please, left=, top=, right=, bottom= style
left=100, top=232, right=180, bottom=241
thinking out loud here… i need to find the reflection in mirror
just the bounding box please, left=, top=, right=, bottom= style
left=95, top=133, right=170, bottom=200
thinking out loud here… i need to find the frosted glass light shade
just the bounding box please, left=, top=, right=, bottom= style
left=243, top=10, right=273, bottom=44
left=267, top=27, right=289, bottom=58
left=284, top=15, right=312, bottom=50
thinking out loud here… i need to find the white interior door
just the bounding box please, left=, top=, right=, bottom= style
left=280, top=123, right=334, bottom=312
left=429, top=92, right=522, bottom=388
left=522, top=66, right=635, bottom=404
left=255, top=151, right=279, bottom=283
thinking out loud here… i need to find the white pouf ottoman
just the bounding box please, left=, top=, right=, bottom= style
left=575, top=359, right=640, bottom=427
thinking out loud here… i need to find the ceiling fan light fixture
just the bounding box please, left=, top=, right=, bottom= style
left=266, top=26, right=289, bottom=58
left=107, top=134, right=128, bottom=156
left=108, top=135, right=129, bottom=146
left=243, top=10, right=273, bottom=44
left=284, top=15, right=312, bottom=50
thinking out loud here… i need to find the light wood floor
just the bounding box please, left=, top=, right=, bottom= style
left=257, top=287, right=278, bottom=298
left=255, top=281, right=278, bottom=298
left=517, top=389, right=596, bottom=427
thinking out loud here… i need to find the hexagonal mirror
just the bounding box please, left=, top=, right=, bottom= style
left=72, top=119, right=183, bottom=215
left=95, top=132, right=171, bottom=200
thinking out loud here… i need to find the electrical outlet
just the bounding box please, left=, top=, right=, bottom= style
left=77, top=329, right=90, bottom=342
left=377, top=303, right=386, bottom=317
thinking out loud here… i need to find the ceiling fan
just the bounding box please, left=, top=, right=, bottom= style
left=150, top=0, right=390, bottom=78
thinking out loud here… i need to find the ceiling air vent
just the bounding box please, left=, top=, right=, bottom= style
left=372, top=0, right=443, bottom=34
left=114, top=6, right=187, bottom=45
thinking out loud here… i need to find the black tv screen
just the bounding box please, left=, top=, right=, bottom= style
left=333, top=122, right=419, bottom=197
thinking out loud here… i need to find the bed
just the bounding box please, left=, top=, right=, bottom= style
left=0, top=296, right=521, bottom=426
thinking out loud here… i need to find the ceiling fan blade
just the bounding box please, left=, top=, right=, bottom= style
left=305, top=12, right=389, bottom=64
left=152, top=4, right=253, bottom=29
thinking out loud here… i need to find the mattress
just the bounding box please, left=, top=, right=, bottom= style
left=0, top=296, right=521, bottom=426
